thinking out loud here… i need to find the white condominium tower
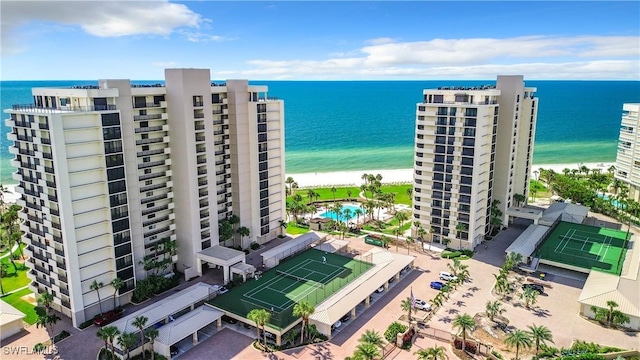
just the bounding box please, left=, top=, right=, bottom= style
left=413, top=75, right=538, bottom=250
left=4, top=68, right=285, bottom=327
left=615, top=103, right=640, bottom=201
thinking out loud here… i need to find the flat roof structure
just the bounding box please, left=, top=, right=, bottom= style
left=314, top=238, right=349, bottom=253
left=261, top=231, right=326, bottom=268
left=111, top=282, right=216, bottom=335
left=309, top=247, right=414, bottom=335
left=196, top=245, right=247, bottom=284
left=541, top=202, right=589, bottom=226
left=155, top=305, right=223, bottom=346
left=505, top=224, right=551, bottom=263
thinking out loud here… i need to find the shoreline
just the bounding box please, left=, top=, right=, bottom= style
left=286, top=162, right=616, bottom=188
left=1, top=162, right=615, bottom=204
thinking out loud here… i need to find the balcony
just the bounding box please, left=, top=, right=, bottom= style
left=39, top=123, right=49, bottom=130
left=133, top=114, right=162, bottom=121
left=135, top=126, right=164, bottom=133
left=133, top=103, right=161, bottom=109
left=56, top=261, right=66, bottom=270
left=12, top=104, right=117, bottom=112
left=137, top=148, right=165, bottom=157
left=55, top=248, right=64, bottom=257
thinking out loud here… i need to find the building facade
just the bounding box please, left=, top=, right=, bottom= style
left=615, top=103, right=640, bottom=202
left=4, top=69, right=285, bottom=327
left=412, top=75, right=538, bottom=249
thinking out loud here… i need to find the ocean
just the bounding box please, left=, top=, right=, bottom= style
left=1, top=80, right=639, bottom=184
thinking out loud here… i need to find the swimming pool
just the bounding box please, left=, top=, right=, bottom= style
left=319, top=204, right=363, bottom=222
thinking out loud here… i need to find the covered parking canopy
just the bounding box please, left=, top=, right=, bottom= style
left=309, top=248, right=414, bottom=337
left=112, top=282, right=217, bottom=350
left=154, top=306, right=224, bottom=358
left=505, top=224, right=550, bottom=264
left=261, top=231, right=326, bottom=268
left=196, top=245, right=246, bottom=284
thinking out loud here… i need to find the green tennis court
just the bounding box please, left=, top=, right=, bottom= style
left=208, top=248, right=374, bottom=329
left=536, top=221, right=630, bottom=275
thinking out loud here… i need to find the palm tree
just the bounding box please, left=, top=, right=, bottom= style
left=455, top=223, right=467, bottom=250
left=37, top=313, right=61, bottom=343
left=103, top=325, right=121, bottom=360
left=401, top=297, right=414, bottom=321
left=1, top=205, right=21, bottom=271
left=111, top=278, right=124, bottom=309
left=504, top=329, right=533, bottom=360
left=97, top=327, right=110, bottom=356
left=493, top=272, right=510, bottom=297
left=452, top=313, right=475, bottom=351
left=285, top=177, right=295, bottom=195
left=504, top=252, right=523, bottom=272
left=354, top=208, right=363, bottom=225
left=247, top=308, right=271, bottom=346
left=37, top=290, right=54, bottom=315
left=354, top=342, right=381, bottom=360
left=91, top=280, right=104, bottom=316
left=415, top=346, right=448, bottom=360
left=406, top=236, right=414, bottom=254
left=132, top=315, right=148, bottom=360
left=590, top=300, right=631, bottom=327
left=146, top=327, right=159, bottom=360
left=527, top=324, right=554, bottom=355
left=330, top=186, right=337, bottom=203
left=117, top=331, right=138, bottom=360
left=394, top=228, right=402, bottom=252
left=237, top=226, right=250, bottom=249
left=485, top=300, right=505, bottom=322
left=520, top=287, right=539, bottom=309
left=395, top=210, right=409, bottom=234
left=358, top=329, right=385, bottom=349
left=293, top=300, right=315, bottom=343
left=279, top=219, right=287, bottom=236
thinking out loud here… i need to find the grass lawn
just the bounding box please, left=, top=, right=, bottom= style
left=285, top=222, right=310, bottom=235
left=1, top=288, right=43, bottom=324
left=1, top=245, right=30, bottom=293
left=288, top=184, right=412, bottom=206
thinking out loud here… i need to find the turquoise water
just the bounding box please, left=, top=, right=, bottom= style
left=2, top=80, right=639, bottom=184
left=319, top=205, right=362, bottom=222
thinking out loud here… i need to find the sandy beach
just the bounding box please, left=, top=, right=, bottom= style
left=287, top=162, right=615, bottom=188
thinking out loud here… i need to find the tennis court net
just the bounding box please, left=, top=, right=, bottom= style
left=276, top=270, right=325, bottom=289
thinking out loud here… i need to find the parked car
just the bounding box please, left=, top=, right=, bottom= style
left=170, top=345, right=179, bottom=356
left=522, top=283, right=545, bottom=294
left=430, top=281, right=445, bottom=290
left=439, top=271, right=458, bottom=282
left=414, top=299, right=432, bottom=311
left=222, top=315, right=238, bottom=324
left=94, top=308, right=124, bottom=326
left=340, top=314, right=351, bottom=323
left=332, top=320, right=342, bottom=330
left=375, top=286, right=385, bottom=293
left=212, top=284, right=229, bottom=294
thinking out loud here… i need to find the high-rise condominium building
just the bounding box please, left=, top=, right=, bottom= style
left=614, top=103, right=640, bottom=201
left=412, top=75, right=538, bottom=250
left=4, top=69, right=285, bottom=327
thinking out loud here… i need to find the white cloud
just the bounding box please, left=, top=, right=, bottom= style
left=238, top=35, right=640, bottom=80
left=1, top=0, right=205, bottom=55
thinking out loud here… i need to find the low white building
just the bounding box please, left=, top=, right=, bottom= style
left=0, top=300, right=25, bottom=341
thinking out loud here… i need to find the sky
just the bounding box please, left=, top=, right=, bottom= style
left=1, top=1, right=639, bottom=80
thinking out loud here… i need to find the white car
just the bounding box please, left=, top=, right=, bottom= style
left=212, top=285, right=229, bottom=294
left=414, top=299, right=432, bottom=311
left=439, top=271, right=458, bottom=282
left=332, top=320, right=342, bottom=330
left=375, top=286, right=385, bottom=293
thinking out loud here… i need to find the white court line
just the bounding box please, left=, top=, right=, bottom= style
left=559, top=229, right=575, bottom=253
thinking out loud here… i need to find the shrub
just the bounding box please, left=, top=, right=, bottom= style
left=441, top=250, right=462, bottom=259
left=492, top=350, right=504, bottom=359
left=79, top=319, right=94, bottom=329
left=384, top=322, right=408, bottom=343
left=250, top=242, right=261, bottom=250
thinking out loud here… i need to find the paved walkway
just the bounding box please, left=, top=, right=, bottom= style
left=2, top=212, right=638, bottom=360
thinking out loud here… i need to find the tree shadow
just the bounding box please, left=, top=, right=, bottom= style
left=532, top=308, right=551, bottom=318
left=308, top=342, right=333, bottom=360
left=447, top=308, right=459, bottom=315
left=461, top=292, right=473, bottom=298
left=455, top=300, right=465, bottom=307
left=438, top=315, right=452, bottom=324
